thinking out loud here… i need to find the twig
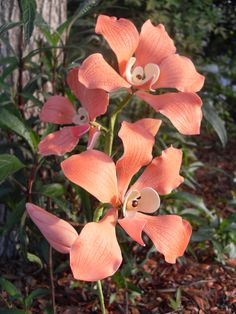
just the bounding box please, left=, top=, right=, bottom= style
left=49, top=245, right=56, bottom=314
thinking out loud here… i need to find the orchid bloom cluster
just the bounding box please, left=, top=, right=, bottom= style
left=26, top=15, right=204, bottom=282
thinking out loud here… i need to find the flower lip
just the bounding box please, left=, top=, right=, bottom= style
left=125, top=57, right=160, bottom=91
left=123, top=187, right=160, bottom=218
left=72, top=108, right=90, bottom=125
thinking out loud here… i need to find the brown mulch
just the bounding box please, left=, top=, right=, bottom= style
left=194, top=137, right=236, bottom=214
left=0, top=252, right=236, bottom=313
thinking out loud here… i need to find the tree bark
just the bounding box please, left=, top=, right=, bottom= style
left=0, top=0, right=67, bottom=85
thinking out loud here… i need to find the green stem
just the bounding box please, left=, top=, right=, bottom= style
left=92, top=94, right=132, bottom=313
left=93, top=205, right=104, bottom=222
left=97, top=280, right=106, bottom=314
left=93, top=205, right=105, bottom=311
left=105, top=93, right=133, bottom=156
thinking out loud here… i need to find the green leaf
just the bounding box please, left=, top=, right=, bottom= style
left=0, top=108, right=36, bottom=152
left=35, top=14, right=56, bottom=46
left=75, top=0, right=101, bottom=18
left=18, top=0, right=37, bottom=43
left=24, top=288, right=49, bottom=309
left=173, top=192, right=215, bottom=220
left=112, top=271, right=126, bottom=289
left=0, top=154, right=24, bottom=183
left=27, top=252, right=43, bottom=269
left=0, top=22, right=20, bottom=38
left=0, top=278, right=22, bottom=300
left=41, top=183, right=65, bottom=197
left=203, top=102, right=227, bottom=147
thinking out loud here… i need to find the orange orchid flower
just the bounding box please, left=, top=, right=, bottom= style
left=38, top=68, right=108, bottom=156
left=78, top=15, right=205, bottom=135
left=26, top=119, right=191, bottom=281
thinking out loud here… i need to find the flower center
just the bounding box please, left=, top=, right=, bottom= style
left=123, top=188, right=160, bottom=218
left=125, top=57, right=160, bottom=91
left=72, top=108, right=89, bottom=125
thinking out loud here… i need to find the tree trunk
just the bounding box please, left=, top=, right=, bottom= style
left=0, top=0, right=67, bottom=258
left=0, top=0, right=67, bottom=86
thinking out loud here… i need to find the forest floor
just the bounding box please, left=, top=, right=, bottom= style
left=0, top=137, right=236, bottom=314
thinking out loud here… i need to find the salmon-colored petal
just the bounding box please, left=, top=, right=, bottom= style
left=155, top=54, right=205, bottom=92
left=79, top=53, right=131, bottom=92
left=61, top=150, right=119, bottom=205
left=135, top=21, right=176, bottom=68
left=26, top=203, right=78, bottom=254
left=38, top=125, right=89, bottom=156
left=70, top=208, right=122, bottom=281
left=96, top=15, right=139, bottom=74
left=87, top=127, right=100, bottom=150
left=137, top=213, right=192, bottom=263
left=40, top=96, right=76, bottom=124
left=116, top=119, right=161, bottom=199
left=118, top=215, right=147, bottom=246
left=67, top=68, right=109, bottom=120
left=131, top=146, right=184, bottom=195
left=136, top=91, right=203, bottom=135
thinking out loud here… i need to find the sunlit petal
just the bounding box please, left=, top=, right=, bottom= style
left=26, top=203, right=78, bottom=254
left=137, top=213, right=192, bottom=263
left=70, top=208, right=122, bottom=281
left=131, top=146, right=184, bottom=195
left=96, top=15, right=139, bottom=74
left=79, top=53, right=131, bottom=92
left=136, top=91, right=202, bottom=135
left=116, top=119, right=161, bottom=199
left=61, top=150, right=119, bottom=205
left=135, top=20, right=176, bottom=67
left=118, top=215, right=147, bottom=246
left=155, top=54, right=205, bottom=92
left=67, top=68, right=109, bottom=120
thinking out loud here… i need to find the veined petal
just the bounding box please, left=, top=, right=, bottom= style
left=26, top=203, right=78, bottom=254
left=96, top=15, right=139, bottom=74
left=40, top=96, right=76, bottom=124
left=70, top=208, right=122, bottom=281
left=79, top=53, right=131, bottom=92
left=38, top=125, right=89, bottom=156
left=137, top=213, right=192, bottom=263
left=155, top=54, right=205, bottom=92
left=131, top=146, right=184, bottom=195
left=135, top=21, right=176, bottom=67
left=61, top=150, right=119, bottom=205
left=118, top=215, right=147, bottom=246
left=67, top=68, right=109, bottom=120
left=136, top=91, right=202, bottom=135
left=116, top=119, right=161, bottom=199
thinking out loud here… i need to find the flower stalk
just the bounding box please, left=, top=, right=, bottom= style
left=97, top=280, right=106, bottom=314
left=105, top=93, right=132, bottom=156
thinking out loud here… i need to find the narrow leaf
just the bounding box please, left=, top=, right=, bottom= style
left=203, top=102, right=227, bottom=147
left=0, top=108, right=36, bottom=151
left=19, top=0, right=37, bottom=43
left=0, top=154, right=24, bottom=183
left=24, top=288, right=49, bottom=309
left=0, top=278, right=22, bottom=299
left=75, top=0, right=101, bottom=18
left=0, top=22, right=20, bottom=38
